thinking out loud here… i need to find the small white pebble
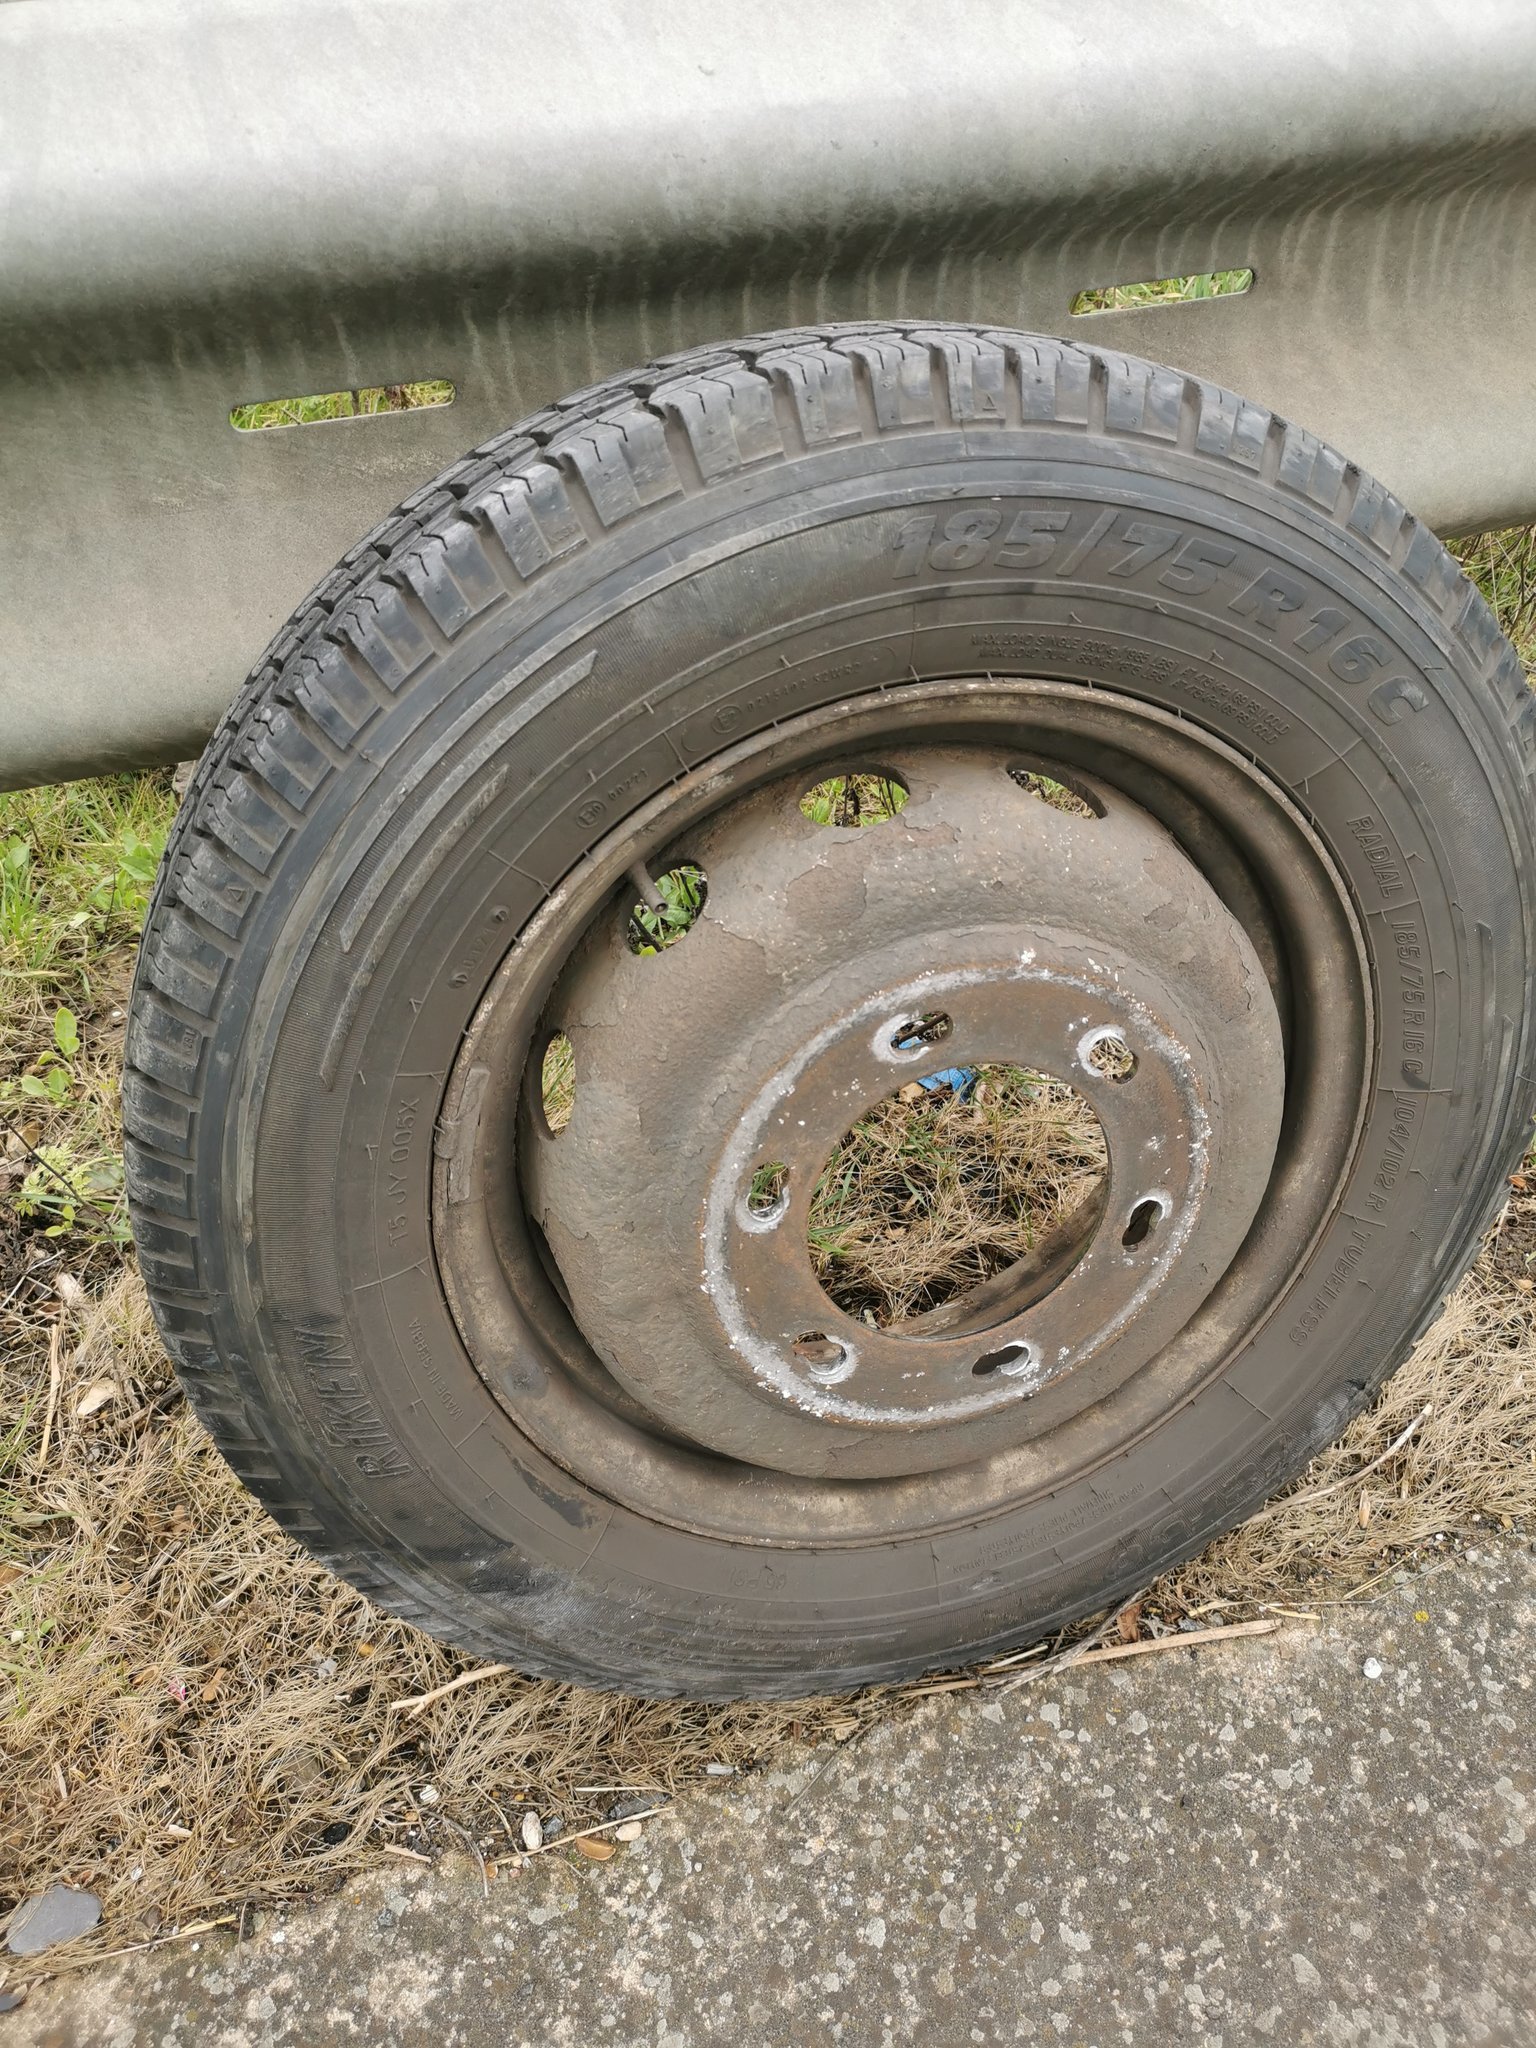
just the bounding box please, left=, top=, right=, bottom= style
left=521, top=1812, right=543, bottom=1853
left=614, top=1820, right=643, bottom=1842
left=704, top=1763, right=735, bottom=1777
left=1362, top=1657, right=1384, bottom=1681
left=269, top=1930, right=286, bottom=1945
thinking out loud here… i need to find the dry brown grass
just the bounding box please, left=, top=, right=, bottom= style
left=808, top=1068, right=1106, bottom=1325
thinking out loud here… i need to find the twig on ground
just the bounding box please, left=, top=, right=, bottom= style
left=36, top=1320, right=61, bottom=1466
left=380, top=1843, right=433, bottom=1866
left=999, top=1617, right=1282, bottom=1694
left=387, top=1663, right=511, bottom=1717
left=29, top=1917, right=237, bottom=1977
left=527, top=1803, right=671, bottom=1858
left=1060, top=1618, right=1282, bottom=1666
left=439, top=1815, right=490, bottom=1899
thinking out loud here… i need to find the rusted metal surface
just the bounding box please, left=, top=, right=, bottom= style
left=527, top=746, right=1283, bottom=1480
left=434, top=681, right=1364, bottom=1542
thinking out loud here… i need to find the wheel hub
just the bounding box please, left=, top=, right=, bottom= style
left=525, top=745, right=1284, bottom=1480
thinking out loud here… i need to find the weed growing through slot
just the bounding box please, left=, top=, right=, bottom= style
left=799, top=774, right=909, bottom=828
left=627, top=864, right=707, bottom=954
left=229, top=380, right=455, bottom=432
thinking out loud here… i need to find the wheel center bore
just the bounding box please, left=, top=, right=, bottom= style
left=524, top=744, right=1284, bottom=1480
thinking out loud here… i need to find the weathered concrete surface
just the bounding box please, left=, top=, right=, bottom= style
left=13, top=1549, right=1536, bottom=2048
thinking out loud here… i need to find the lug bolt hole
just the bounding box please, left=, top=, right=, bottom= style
left=889, top=1010, right=953, bottom=1057
left=1122, top=1195, right=1168, bottom=1249
left=1078, top=1027, right=1137, bottom=1082
left=745, top=1162, right=790, bottom=1224
left=793, top=1333, right=855, bottom=1384
left=972, top=1340, right=1038, bottom=1380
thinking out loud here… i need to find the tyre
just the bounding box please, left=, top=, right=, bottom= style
left=125, top=324, right=1536, bottom=1697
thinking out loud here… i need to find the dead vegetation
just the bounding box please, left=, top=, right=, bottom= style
left=808, top=1067, right=1106, bottom=1325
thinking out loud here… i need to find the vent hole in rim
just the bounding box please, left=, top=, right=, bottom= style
left=799, top=772, right=909, bottom=828
left=540, top=1032, right=575, bottom=1135
left=627, top=863, right=707, bottom=955
left=792, top=1333, right=853, bottom=1384
left=1006, top=765, right=1102, bottom=818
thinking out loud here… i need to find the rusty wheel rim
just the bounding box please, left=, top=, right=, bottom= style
left=434, top=680, right=1369, bottom=1541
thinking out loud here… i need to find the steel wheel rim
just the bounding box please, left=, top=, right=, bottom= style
left=434, top=677, right=1371, bottom=1545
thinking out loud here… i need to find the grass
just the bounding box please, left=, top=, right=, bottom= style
left=1070, top=268, right=1255, bottom=316
left=229, top=380, right=454, bottom=433
left=807, top=1068, right=1106, bottom=1326
left=2, top=535, right=1535, bottom=1981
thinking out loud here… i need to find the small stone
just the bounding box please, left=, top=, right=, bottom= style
left=704, top=1764, right=735, bottom=1777
left=6, top=1885, right=102, bottom=1955
left=521, top=1811, right=543, bottom=1853
left=1362, top=1657, right=1385, bottom=1681
left=614, top=1820, right=644, bottom=1842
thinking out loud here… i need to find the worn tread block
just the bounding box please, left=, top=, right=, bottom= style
left=237, top=705, right=331, bottom=813
left=654, top=367, right=783, bottom=478
left=1346, top=473, right=1407, bottom=557
left=124, top=1136, right=194, bottom=1218
left=555, top=409, right=682, bottom=524
left=473, top=462, right=586, bottom=578
left=834, top=333, right=935, bottom=428
left=758, top=345, right=864, bottom=445
left=201, top=770, right=292, bottom=874
left=1191, top=382, right=1270, bottom=470
left=395, top=521, right=506, bottom=637
left=341, top=583, right=434, bottom=690
left=1400, top=520, right=1464, bottom=616
left=911, top=330, right=1009, bottom=424
left=290, top=641, right=381, bottom=751
left=124, top=992, right=205, bottom=1094
left=1105, top=358, right=1183, bottom=441
left=175, top=834, right=258, bottom=939
left=1277, top=423, right=1348, bottom=511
